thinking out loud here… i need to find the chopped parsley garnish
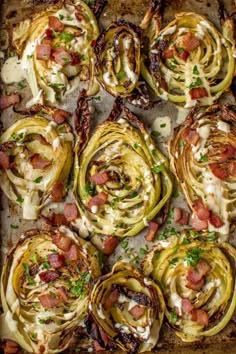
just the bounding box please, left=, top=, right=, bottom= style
left=133, top=142, right=140, bottom=149
left=193, top=65, right=199, bottom=75
left=169, top=310, right=178, bottom=324
left=169, top=257, right=179, bottom=267
left=158, top=227, right=177, bottom=240
left=59, top=14, right=64, bottom=20
left=33, top=176, right=43, bottom=183
left=11, top=132, right=24, bottom=141
left=160, top=123, right=166, bottom=128
left=62, top=57, right=71, bottom=63
left=49, top=291, right=56, bottom=298
left=82, top=181, right=95, bottom=197
left=139, top=246, right=149, bottom=255
left=120, top=240, right=128, bottom=249
left=10, top=224, right=18, bottom=229
left=18, top=81, right=27, bottom=89
left=117, top=70, right=126, bottom=80
left=27, top=55, right=33, bottom=59
left=23, top=263, right=35, bottom=285
left=124, top=185, right=131, bottom=190
left=182, top=238, right=191, bottom=245
left=69, top=272, right=91, bottom=297
left=42, top=261, right=50, bottom=270
left=208, top=231, right=216, bottom=242
left=16, top=196, right=24, bottom=204
left=94, top=96, right=101, bottom=101
left=110, top=197, right=121, bottom=209
left=151, top=130, right=161, bottom=138
left=32, top=333, right=37, bottom=339
left=129, top=191, right=138, bottom=198
left=179, top=139, right=185, bottom=147
left=183, top=248, right=203, bottom=267
left=173, top=188, right=179, bottom=198
left=59, top=32, right=74, bottom=42
left=151, top=164, right=164, bottom=173
left=199, top=153, right=208, bottom=162
left=177, top=47, right=184, bottom=53
left=189, top=77, right=203, bottom=89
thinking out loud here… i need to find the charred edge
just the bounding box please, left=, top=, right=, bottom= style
left=127, top=82, right=161, bottom=110
left=118, top=332, right=139, bottom=353
left=105, top=97, right=124, bottom=122
left=84, top=315, right=106, bottom=348
left=13, top=103, right=45, bottom=116
left=123, top=106, right=146, bottom=131
left=113, top=284, right=152, bottom=306
left=0, top=142, right=16, bottom=151
left=89, top=0, right=107, bottom=18
left=216, top=0, right=229, bottom=24
left=74, top=90, right=91, bottom=152
left=113, top=19, right=143, bottom=39
left=204, top=104, right=236, bottom=124
left=32, top=0, right=60, bottom=4
left=151, top=0, right=164, bottom=15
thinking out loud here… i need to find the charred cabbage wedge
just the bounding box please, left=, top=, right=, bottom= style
left=0, top=109, right=73, bottom=219
left=0, top=227, right=101, bottom=354
left=88, top=262, right=165, bottom=353
left=143, top=231, right=236, bottom=342
left=169, top=104, right=236, bottom=237
left=73, top=95, right=173, bottom=237
left=140, top=9, right=235, bottom=107
left=12, top=0, right=99, bottom=106
left=94, top=20, right=141, bottom=97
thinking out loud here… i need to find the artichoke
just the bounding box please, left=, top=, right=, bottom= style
left=143, top=231, right=236, bottom=342
left=140, top=11, right=235, bottom=107
left=12, top=0, right=99, bottom=106
left=0, top=109, right=73, bottom=219
left=168, top=104, right=236, bottom=237
left=0, top=227, right=101, bottom=353
left=94, top=20, right=142, bottom=97
left=88, top=262, right=165, bottom=353
left=73, top=96, right=173, bottom=237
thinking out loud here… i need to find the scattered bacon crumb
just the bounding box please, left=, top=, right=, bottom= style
left=209, top=163, right=228, bottom=180
left=36, top=44, right=51, bottom=60
left=48, top=253, right=65, bottom=268
left=51, top=181, right=64, bottom=202
left=189, top=87, right=208, bottom=100
left=190, top=213, right=208, bottom=231
left=0, top=151, right=11, bottom=169
left=191, top=309, right=209, bottom=326
left=145, top=221, right=159, bottom=242
left=87, top=192, right=108, bottom=211
left=186, top=277, right=205, bottom=291
left=30, top=154, right=51, bottom=169
left=129, top=305, right=145, bottom=319
left=103, top=288, right=119, bottom=310
left=209, top=212, right=224, bottom=228
left=173, top=207, right=189, bottom=225
left=192, top=198, right=210, bottom=221
left=102, top=236, right=119, bottom=255
left=64, top=203, right=78, bottom=221
left=52, top=231, right=72, bottom=251
left=181, top=299, right=194, bottom=314
left=0, top=94, right=20, bottom=110
left=48, top=16, right=64, bottom=32
left=89, top=172, right=109, bottom=185
left=1, top=340, right=20, bottom=354
left=65, top=244, right=79, bottom=261
left=39, top=270, right=59, bottom=283
left=181, top=32, right=200, bottom=52
left=220, top=144, right=236, bottom=162
left=179, top=50, right=190, bottom=61
left=182, top=128, right=200, bottom=146
left=52, top=109, right=71, bottom=124
left=39, top=293, right=60, bottom=309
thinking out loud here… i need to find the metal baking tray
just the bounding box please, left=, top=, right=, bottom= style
left=0, top=0, right=236, bottom=353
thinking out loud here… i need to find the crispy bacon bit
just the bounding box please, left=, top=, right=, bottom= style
left=64, top=203, right=78, bottom=221
left=192, top=199, right=210, bottom=221
left=173, top=207, right=189, bottom=225
left=103, top=288, right=119, bottom=310
left=209, top=213, right=224, bottom=228
left=209, top=163, right=228, bottom=180
left=65, top=244, right=79, bottom=261
left=102, top=236, right=119, bottom=255
left=229, top=161, right=236, bottom=176
left=2, top=340, right=19, bottom=354
left=182, top=128, right=200, bottom=146
left=182, top=32, right=200, bottom=52
left=51, top=213, right=69, bottom=226
left=87, top=192, right=108, bottom=211
left=30, top=153, right=51, bottom=169
left=48, top=16, right=64, bottom=32
left=180, top=50, right=190, bottom=61
left=52, top=109, right=71, bottom=124
left=89, top=172, right=109, bottom=185
left=186, top=277, right=204, bottom=291
left=189, top=87, right=208, bottom=100
left=191, top=213, right=208, bottom=231
left=129, top=305, right=145, bottom=319
left=0, top=94, right=20, bottom=110
left=145, top=221, right=159, bottom=242
left=39, top=293, right=60, bottom=309
left=91, top=39, right=96, bottom=47
left=36, top=44, right=51, bottom=60
left=48, top=253, right=65, bottom=268
left=163, top=48, right=176, bottom=59
left=94, top=341, right=105, bottom=352
left=0, top=152, right=11, bottom=169
left=39, top=136, right=49, bottom=145
left=159, top=77, right=168, bottom=91
left=52, top=48, right=71, bottom=66
left=187, top=267, right=202, bottom=284
left=191, top=309, right=209, bottom=326
left=39, top=270, right=59, bottom=283
left=70, top=52, right=81, bottom=65
left=51, top=181, right=64, bottom=202
left=196, top=259, right=211, bottom=276
left=220, top=144, right=236, bottom=162
left=187, top=260, right=210, bottom=288
left=45, top=28, right=53, bottom=38
left=56, top=287, right=67, bottom=301
left=52, top=231, right=72, bottom=251
left=182, top=299, right=194, bottom=314
left=75, top=12, right=84, bottom=21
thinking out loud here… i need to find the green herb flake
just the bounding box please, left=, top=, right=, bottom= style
left=169, top=310, right=178, bottom=324
left=151, top=130, right=161, bottom=138
left=59, top=32, right=74, bottom=42
left=32, top=333, right=37, bottom=339
left=59, top=14, right=64, bottom=20
left=117, top=70, right=126, bottom=80
left=120, top=240, right=128, bottom=249
left=151, top=165, right=164, bottom=174
left=133, top=142, right=140, bottom=149
left=10, top=224, right=18, bottom=229
left=179, top=139, right=185, bottom=147
left=94, top=96, right=101, bottom=101
left=33, top=176, right=43, bottom=183
left=160, top=123, right=166, bottom=128
left=169, top=257, right=179, bottom=267
left=23, top=263, right=35, bottom=285
left=173, top=188, right=179, bottom=198
left=139, top=247, right=148, bottom=255
left=189, top=77, right=203, bottom=89
left=42, top=261, right=50, bottom=270
left=199, top=153, right=208, bottom=162
left=49, top=291, right=56, bottom=298
left=124, top=185, right=131, bottom=190
left=177, top=47, right=184, bottom=53
left=16, top=196, right=24, bottom=204
left=129, top=191, right=138, bottom=198
left=184, top=248, right=203, bottom=267
left=193, top=65, right=199, bottom=75
left=208, top=231, right=215, bottom=242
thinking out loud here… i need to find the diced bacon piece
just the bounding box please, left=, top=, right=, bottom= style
left=56, top=287, right=67, bottom=301
left=229, top=161, right=236, bottom=177
left=64, top=203, right=78, bottom=221
left=3, top=340, right=19, bottom=354
left=163, top=48, right=176, bottom=59
left=36, top=44, right=51, bottom=60
left=48, top=16, right=64, bottom=32
left=179, top=50, right=190, bottom=61
left=0, top=151, right=11, bottom=169
left=186, top=277, right=204, bottom=291
left=0, top=94, right=20, bottom=110
left=209, top=213, right=224, bottom=228
left=192, top=199, right=210, bottom=221
left=102, top=236, right=119, bottom=255
left=42, top=38, right=52, bottom=46
left=45, top=28, right=53, bottom=38
left=91, top=40, right=96, bottom=47
left=51, top=181, right=64, bottom=202
left=145, top=221, right=159, bottom=242
left=103, top=288, right=119, bottom=310
left=187, top=268, right=203, bottom=284
left=39, top=136, right=49, bottom=145
left=65, top=244, right=79, bottom=261
left=30, top=153, right=51, bottom=169
left=191, top=213, right=208, bottom=231
left=182, top=128, right=200, bottom=146
left=48, top=253, right=65, bottom=268
left=174, top=207, right=189, bottom=225
left=220, top=144, right=236, bottom=162
left=191, top=309, right=209, bottom=326
left=189, top=87, right=208, bottom=100
left=159, top=77, right=168, bottom=91
left=209, top=163, right=228, bottom=180
left=182, top=299, right=194, bottom=314
left=129, top=305, right=145, bottom=319
left=52, top=109, right=71, bottom=124
left=94, top=341, right=105, bottom=352
left=51, top=213, right=69, bottom=226
left=87, top=192, right=108, bottom=211
left=182, top=32, right=200, bottom=52
left=52, top=231, right=72, bottom=251
left=39, top=270, right=59, bottom=283
left=75, top=12, right=84, bottom=21
left=39, top=293, right=60, bottom=309
left=52, top=48, right=71, bottom=66
left=70, top=52, right=81, bottom=65
left=89, top=172, right=109, bottom=185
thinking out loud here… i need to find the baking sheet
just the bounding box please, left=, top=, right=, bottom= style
left=0, top=0, right=236, bottom=352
